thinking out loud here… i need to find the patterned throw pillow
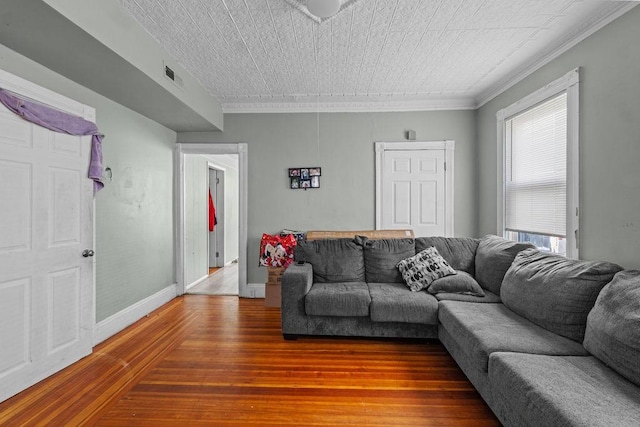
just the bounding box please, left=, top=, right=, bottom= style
left=396, top=247, right=457, bottom=292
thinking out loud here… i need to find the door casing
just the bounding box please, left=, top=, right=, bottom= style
left=176, top=143, right=248, bottom=297
left=375, top=140, right=455, bottom=237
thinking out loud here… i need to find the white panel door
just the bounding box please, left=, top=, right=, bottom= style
left=208, top=167, right=225, bottom=268
left=377, top=142, right=454, bottom=238
left=0, top=77, right=94, bottom=402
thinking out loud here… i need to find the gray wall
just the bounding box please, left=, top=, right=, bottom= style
left=476, top=6, right=640, bottom=268
left=0, top=43, right=176, bottom=322
left=179, top=110, right=477, bottom=284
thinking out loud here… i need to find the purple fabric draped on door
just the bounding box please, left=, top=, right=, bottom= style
left=0, top=88, right=104, bottom=193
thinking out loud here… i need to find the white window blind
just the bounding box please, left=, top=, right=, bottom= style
left=505, top=93, right=567, bottom=238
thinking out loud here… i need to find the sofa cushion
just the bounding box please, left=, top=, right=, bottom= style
left=502, top=248, right=622, bottom=342
left=427, top=271, right=485, bottom=297
left=294, top=239, right=365, bottom=283
left=584, top=270, right=640, bottom=387
left=435, top=289, right=501, bottom=303
left=489, top=353, right=640, bottom=427
left=415, top=237, right=479, bottom=275
left=438, top=301, right=588, bottom=373
left=305, top=282, right=370, bottom=317
left=397, top=247, right=456, bottom=292
left=474, top=235, right=535, bottom=295
left=368, top=282, right=439, bottom=325
left=358, top=237, right=415, bottom=283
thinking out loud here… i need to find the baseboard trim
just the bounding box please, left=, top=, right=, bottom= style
left=94, top=284, right=178, bottom=345
left=184, top=274, right=210, bottom=291
left=247, top=282, right=265, bottom=298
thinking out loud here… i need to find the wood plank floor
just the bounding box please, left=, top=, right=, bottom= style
left=0, top=296, right=500, bottom=426
left=189, top=264, right=239, bottom=295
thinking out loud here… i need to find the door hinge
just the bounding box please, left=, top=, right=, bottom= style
left=444, top=162, right=447, bottom=171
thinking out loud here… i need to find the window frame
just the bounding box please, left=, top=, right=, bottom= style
left=497, top=68, right=580, bottom=259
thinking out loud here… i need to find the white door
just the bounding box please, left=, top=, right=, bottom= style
left=376, top=141, right=454, bottom=237
left=214, top=168, right=225, bottom=266
left=208, top=167, right=224, bottom=268
left=0, top=71, right=94, bottom=402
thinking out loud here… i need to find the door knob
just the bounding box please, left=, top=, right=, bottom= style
left=82, top=249, right=95, bottom=257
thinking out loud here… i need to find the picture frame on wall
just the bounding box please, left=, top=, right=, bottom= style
left=289, top=167, right=321, bottom=189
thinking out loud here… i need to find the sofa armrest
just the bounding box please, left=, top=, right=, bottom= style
left=281, top=263, right=313, bottom=336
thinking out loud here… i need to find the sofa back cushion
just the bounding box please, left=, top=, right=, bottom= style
left=502, top=248, right=623, bottom=342
left=358, top=237, right=415, bottom=283
left=294, top=238, right=365, bottom=283
left=584, top=270, right=640, bottom=387
left=415, top=237, right=479, bottom=275
left=474, top=235, right=535, bottom=294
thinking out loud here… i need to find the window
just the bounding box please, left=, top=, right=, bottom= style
left=497, top=69, right=579, bottom=258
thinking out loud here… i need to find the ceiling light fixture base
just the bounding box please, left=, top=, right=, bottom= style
left=306, top=0, right=341, bottom=19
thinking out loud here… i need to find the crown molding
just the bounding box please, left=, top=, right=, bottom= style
left=221, top=96, right=476, bottom=113
left=475, top=2, right=638, bottom=108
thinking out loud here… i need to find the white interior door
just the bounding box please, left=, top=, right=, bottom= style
left=214, top=169, right=225, bottom=266
left=208, top=167, right=225, bottom=268
left=376, top=141, right=454, bottom=237
left=0, top=71, right=94, bottom=402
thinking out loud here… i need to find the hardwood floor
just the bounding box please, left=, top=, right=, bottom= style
left=189, top=264, right=239, bottom=295
left=0, top=296, right=500, bottom=426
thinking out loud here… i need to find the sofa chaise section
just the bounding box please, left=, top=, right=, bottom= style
left=489, top=353, right=640, bottom=427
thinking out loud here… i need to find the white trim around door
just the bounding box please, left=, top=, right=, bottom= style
left=175, top=143, right=249, bottom=297
left=375, top=141, right=455, bottom=237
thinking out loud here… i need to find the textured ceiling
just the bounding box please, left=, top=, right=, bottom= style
left=120, top=0, right=637, bottom=112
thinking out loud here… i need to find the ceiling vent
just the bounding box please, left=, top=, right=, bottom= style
left=163, top=62, right=184, bottom=90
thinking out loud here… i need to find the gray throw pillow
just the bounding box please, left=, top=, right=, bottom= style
left=294, top=238, right=365, bottom=283
left=584, top=270, right=640, bottom=387
left=428, top=271, right=485, bottom=297
left=396, top=247, right=456, bottom=292
left=474, top=235, right=535, bottom=295
left=358, top=237, right=415, bottom=283
left=502, top=248, right=623, bottom=342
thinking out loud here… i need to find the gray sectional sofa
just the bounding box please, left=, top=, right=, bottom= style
left=280, top=234, right=640, bottom=426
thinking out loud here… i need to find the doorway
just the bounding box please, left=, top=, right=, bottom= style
left=188, top=155, right=240, bottom=296
left=176, top=143, right=249, bottom=297
left=375, top=141, right=455, bottom=237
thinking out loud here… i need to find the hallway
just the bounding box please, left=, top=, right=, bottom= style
left=187, top=263, right=239, bottom=295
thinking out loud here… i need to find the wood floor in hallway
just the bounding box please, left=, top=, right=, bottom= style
left=0, top=296, right=500, bottom=426
left=189, top=263, right=239, bottom=295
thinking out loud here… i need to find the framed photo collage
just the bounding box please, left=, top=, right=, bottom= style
left=289, top=167, right=321, bottom=189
